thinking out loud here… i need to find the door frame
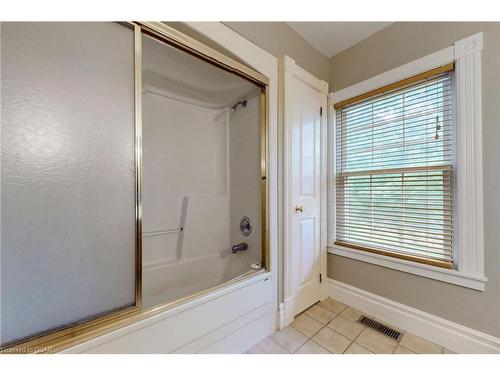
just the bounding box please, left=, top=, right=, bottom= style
left=279, top=56, right=329, bottom=327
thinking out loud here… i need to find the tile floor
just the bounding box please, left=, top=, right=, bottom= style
left=247, top=298, right=454, bottom=354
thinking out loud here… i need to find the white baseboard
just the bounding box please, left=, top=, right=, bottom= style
left=328, top=278, right=500, bottom=354
left=278, top=302, right=285, bottom=330
left=283, top=295, right=295, bottom=327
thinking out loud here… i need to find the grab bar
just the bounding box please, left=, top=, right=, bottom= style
left=142, top=227, right=183, bottom=238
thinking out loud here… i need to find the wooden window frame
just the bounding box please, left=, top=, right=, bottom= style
left=334, top=70, right=455, bottom=269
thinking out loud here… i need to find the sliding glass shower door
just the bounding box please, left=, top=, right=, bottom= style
left=0, top=22, right=138, bottom=347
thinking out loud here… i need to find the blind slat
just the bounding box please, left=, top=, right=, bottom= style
left=337, top=218, right=452, bottom=234
left=343, top=101, right=453, bottom=133
left=334, top=63, right=454, bottom=109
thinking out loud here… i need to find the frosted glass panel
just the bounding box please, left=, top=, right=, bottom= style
left=0, top=22, right=136, bottom=346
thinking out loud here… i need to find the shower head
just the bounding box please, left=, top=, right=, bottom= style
left=212, top=98, right=249, bottom=121
left=230, top=99, right=248, bottom=111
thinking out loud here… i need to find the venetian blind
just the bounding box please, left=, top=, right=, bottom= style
left=334, top=68, right=454, bottom=268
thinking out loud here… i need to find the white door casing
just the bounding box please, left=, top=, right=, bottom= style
left=280, top=56, right=328, bottom=326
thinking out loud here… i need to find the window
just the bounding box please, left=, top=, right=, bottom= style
left=334, top=64, right=454, bottom=269
left=329, top=33, right=485, bottom=290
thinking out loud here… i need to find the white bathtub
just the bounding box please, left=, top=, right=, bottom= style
left=142, top=251, right=261, bottom=308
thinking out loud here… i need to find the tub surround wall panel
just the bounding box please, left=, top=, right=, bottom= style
left=142, top=94, right=230, bottom=269
left=142, top=90, right=234, bottom=307
left=328, top=22, right=500, bottom=337
left=141, top=28, right=267, bottom=310
left=229, top=95, right=262, bottom=262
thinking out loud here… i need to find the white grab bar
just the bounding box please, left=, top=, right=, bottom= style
left=142, top=227, right=183, bottom=238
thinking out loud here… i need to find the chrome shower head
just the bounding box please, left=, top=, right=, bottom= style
left=230, top=99, right=248, bottom=111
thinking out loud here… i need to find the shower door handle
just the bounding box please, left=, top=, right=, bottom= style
left=295, top=205, right=304, bottom=213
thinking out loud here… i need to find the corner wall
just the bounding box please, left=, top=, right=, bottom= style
left=328, top=22, right=500, bottom=337
left=224, top=22, right=330, bottom=82
left=164, top=22, right=329, bottom=83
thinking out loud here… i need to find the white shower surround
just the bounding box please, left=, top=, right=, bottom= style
left=141, top=92, right=231, bottom=270
left=63, top=23, right=278, bottom=353
left=141, top=72, right=263, bottom=308
left=143, top=92, right=266, bottom=320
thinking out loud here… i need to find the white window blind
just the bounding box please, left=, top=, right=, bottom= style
left=334, top=68, right=454, bottom=268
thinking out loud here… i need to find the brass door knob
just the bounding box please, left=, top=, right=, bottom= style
left=295, top=205, right=304, bottom=213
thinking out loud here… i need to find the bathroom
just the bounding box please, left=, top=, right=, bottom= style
left=1, top=3, right=500, bottom=373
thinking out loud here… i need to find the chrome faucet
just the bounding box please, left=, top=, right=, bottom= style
left=231, top=242, right=248, bottom=254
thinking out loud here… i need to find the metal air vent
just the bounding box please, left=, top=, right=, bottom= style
left=357, top=315, right=403, bottom=342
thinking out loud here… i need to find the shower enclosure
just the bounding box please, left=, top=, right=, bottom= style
left=141, top=32, right=266, bottom=308
left=0, top=22, right=268, bottom=351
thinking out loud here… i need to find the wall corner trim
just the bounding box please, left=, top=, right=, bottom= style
left=454, top=31, right=485, bottom=278
left=328, top=278, right=500, bottom=354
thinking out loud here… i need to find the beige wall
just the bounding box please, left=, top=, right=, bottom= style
left=165, top=22, right=329, bottom=82
left=224, top=22, right=330, bottom=82
left=328, top=22, right=500, bottom=337
left=163, top=22, right=248, bottom=65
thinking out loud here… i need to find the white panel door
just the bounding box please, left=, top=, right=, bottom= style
left=290, top=79, right=322, bottom=316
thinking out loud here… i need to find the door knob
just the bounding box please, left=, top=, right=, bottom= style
left=295, top=205, right=304, bottom=213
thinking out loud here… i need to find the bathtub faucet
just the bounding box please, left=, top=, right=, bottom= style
left=231, top=242, right=248, bottom=254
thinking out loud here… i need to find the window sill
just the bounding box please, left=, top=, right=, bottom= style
left=328, top=244, right=487, bottom=291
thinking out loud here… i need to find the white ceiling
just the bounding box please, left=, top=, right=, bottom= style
left=287, top=22, right=393, bottom=58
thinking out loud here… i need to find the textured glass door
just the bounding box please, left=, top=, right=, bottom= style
left=0, top=22, right=137, bottom=346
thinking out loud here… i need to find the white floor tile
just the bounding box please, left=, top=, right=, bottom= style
left=327, top=315, right=364, bottom=340
left=355, top=329, right=397, bottom=354
left=291, top=313, right=324, bottom=338
left=247, top=337, right=288, bottom=354
left=304, top=304, right=336, bottom=325
left=312, top=327, right=352, bottom=354
left=344, top=342, right=373, bottom=354
left=271, top=326, right=308, bottom=353
left=294, top=340, right=330, bottom=354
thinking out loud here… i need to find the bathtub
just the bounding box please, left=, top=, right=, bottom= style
left=142, top=251, right=261, bottom=308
